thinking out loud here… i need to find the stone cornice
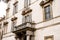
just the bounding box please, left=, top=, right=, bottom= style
left=22, top=8, right=32, bottom=15
left=40, top=0, right=53, bottom=6
left=11, top=17, right=17, bottom=21
left=4, top=21, right=8, bottom=25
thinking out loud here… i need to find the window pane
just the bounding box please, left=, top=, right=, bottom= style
left=45, top=5, right=50, bottom=13
left=45, top=13, right=50, bottom=19
left=24, top=0, right=31, bottom=8
left=44, top=5, right=51, bottom=20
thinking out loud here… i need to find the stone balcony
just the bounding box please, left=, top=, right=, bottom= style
left=12, top=22, right=36, bottom=34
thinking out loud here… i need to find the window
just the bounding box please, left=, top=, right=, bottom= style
left=30, top=35, right=34, bottom=40
left=11, top=20, right=16, bottom=31
left=13, top=2, right=18, bottom=15
left=11, top=17, right=17, bottom=31
left=26, top=15, right=32, bottom=22
left=3, top=23, right=8, bottom=34
left=44, top=35, right=54, bottom=40
left=44, top=5, right=51, bottom=20
left=24, top=0, right=31, bottom=8
left=12, top=20, right=17, bottom=27
left=22, top=14, right=32, bottom=23
left=25, top=15, right=29, bottom=22
left=40, top=0, right=53, bottom=21
left=6, top=8, right=10, bottom=18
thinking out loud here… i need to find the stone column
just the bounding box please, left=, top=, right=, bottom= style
left=26, top=30, right=33, bottom=40
left=27, top=35, right=30, bottom=40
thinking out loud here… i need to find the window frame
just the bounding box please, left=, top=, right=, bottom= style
left=24, top=0, right=31, bottom=8
left=44, top=5, right=51, bottom=20
left=43, top=3, right=53, bottom=21
left=12, top=20, right=17, bottom=27
left=22, top=14, right=32, bottom=23
left=3, top=23, right=8, bottom=35
left=6, top=8, right=10, bottom=18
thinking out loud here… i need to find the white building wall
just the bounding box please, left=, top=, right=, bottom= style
left=2, top=0, right=60, bottom=40
left=2, top=33, right=15, bottom=40
left=35, top=24, right=60, bottom=40
left=52, top=0, right=60, bottom=17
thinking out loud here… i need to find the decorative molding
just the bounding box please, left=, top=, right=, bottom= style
left=40, top=0, right=53, bottom=6
left=36, top=16, right=60, bottom=24
left=6, top=7, right=10, bottom=11
left=13, top=1, right=18, bottom=5
left=4, top=21, right=8, bottom=25
left=11, top=17, right=17, bottom=21
left=22, top=8, right=32, bottom=15
left=12, top=22, right=36, bottom=34
left=16, top=22, right=36, bottom=27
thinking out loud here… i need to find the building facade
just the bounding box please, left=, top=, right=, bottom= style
left=0, top=0, right=60, bottom=40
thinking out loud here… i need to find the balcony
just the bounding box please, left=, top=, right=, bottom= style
left=12, top=22, right=36, bottom=34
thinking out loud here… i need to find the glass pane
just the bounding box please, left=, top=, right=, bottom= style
left=45, top=13, right=50, bottom=19
left=45, top=5, right=50, bottom=13
left=44, top=5, right=51, bottom=20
